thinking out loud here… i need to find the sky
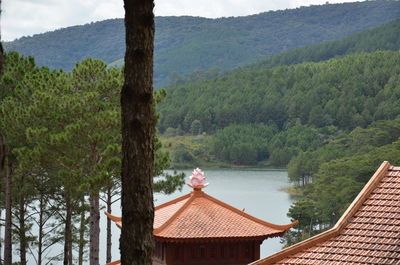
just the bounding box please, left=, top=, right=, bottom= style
left=2, top=0, right=357, bottom=41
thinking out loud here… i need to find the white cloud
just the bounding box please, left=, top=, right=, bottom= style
left=92, top=1, right=124, bottom=20
left=1, top=0, right=356, bottom=41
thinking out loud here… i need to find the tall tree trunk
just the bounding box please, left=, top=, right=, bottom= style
left=106, top=187, right=112, bottom=263
left=89, top=193, right=100, bottom=265
left=4, top=155, right=12, bottom=265
left=78, top=199, right=86, bottom=265
left=18, top=191, right=27, bottom=265
left=63, top=194, right=73, bottom=265
left=121, top=1, right=156, bottom=265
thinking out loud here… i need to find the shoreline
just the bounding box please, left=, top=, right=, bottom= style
left=280, top=186, right=304, bottom=196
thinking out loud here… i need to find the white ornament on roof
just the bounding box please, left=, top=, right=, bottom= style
left=188, top=168, right=209, bottom=189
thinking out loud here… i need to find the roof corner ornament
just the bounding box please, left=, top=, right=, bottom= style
left=188, top=168, right=209, bottom=190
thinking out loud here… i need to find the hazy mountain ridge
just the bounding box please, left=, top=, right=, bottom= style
left=245, top=18, right=400, bottom=71
left=4, top=0, right=400, bottom=88
left=166, top=19, right=400, bottom=87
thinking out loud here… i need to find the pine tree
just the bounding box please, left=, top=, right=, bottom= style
left=121, top=1, right=156, bottom=264
left=0, top=53, right=36, bottom=265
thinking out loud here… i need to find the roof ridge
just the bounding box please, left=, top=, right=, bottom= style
left=334, top=161, right=391, bottom=232
left=201, top=191, right=298, bottom=231
left=249, top=160, right=392, bottom=265
left=154, top=192, right=192, bottom=210
left=153, top=191, right=197, bottom=235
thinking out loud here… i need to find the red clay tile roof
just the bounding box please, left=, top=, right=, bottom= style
left=153, top=193, right=191, bottom=230
left=251, top=161, right=400, bottom=265
left=154, top=189, right=297, bottom=241
left=106, top=188, right=297, bottom=243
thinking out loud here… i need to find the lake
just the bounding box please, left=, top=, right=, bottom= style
left=101, top=168, right=295, bottom=263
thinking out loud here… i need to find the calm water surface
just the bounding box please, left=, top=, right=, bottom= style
left=101, top=168, right=295, bottom=263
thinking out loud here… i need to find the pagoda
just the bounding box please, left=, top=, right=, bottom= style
left=106, top=168, right=297, bottom=265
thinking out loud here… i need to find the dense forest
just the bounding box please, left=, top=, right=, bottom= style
left=5, top=0, right=400, bottom=88
left=159, top=50, right=400, bottom=135
left=159, top=48, right=400, bottom=168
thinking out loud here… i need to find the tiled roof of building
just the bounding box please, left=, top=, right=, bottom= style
left=153, top=189, right=297, bottom=241
left=251, top=161, right=400, bottom=265
left=106, top=188, right=297, bottom=243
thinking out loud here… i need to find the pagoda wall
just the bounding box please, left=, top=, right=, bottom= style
left=162, top=240, right=261, bottom=265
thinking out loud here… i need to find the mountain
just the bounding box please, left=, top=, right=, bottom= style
left=4, top=0, right=400, bottom=88
left=167, top=19, right=400, bottom=86
left=246, top=19, right=400, bottom=69
left=245, top=18, right=400, bottom=71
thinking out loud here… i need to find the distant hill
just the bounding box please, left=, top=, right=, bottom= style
left=168, top=19, right=400, bottom=87
left=245, top=18, right=400, bottom=71
left=5, top=0, right=400, bottom=88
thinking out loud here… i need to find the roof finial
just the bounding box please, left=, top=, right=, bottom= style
left=188, top=168, right=208, bottom=190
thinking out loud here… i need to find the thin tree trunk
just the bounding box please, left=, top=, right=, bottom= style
left=0, top=135, right=4, bottom=265
left=63, top=194, right=73, bottom=265
left=78, top=199, right=86, bottom=265
left=106, top=187, right=112, bottom=263
left=121, top=1, right=155, bottom=265
left=89, top=193, right=100, bottom=265
left=19, top=191, right=27, bottom=265
left=4, top=155, right=12, bottom=265
left=0, top=207, right=2, bottom=263
left=38, top=194, right=44, bottom=265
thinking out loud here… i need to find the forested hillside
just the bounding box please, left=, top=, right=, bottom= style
left=158, top=50, right=400, bottom=166
left=159, top=51, right=400, bottom=133
left=168, top=18, right=400, bottom=86
left=5, top=0, right=400, bottom=88
left=246, top=18, right=400, bottom=71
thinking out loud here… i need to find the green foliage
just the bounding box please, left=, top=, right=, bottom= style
left=5, top=1, right=400, bottom=88
left=281, top=199, right=322, bottom=246
left=287, top=151, right=318, bottom=186
left=1, top=56, right=184, bottom=196
left=0, top=52, right=36, bottom=102
left=288, top=117, right=400, bottom=184
left=190, top=120, right=202, bottom=135
left=310, top=142, right=400, bottom=224
left=159, top=51, right=400, bottom=135
left=212, top=124, right=276, bottom=165
left=285, top=117, right=400, bottom=245
left=268, top=126, right=323, bottom=167
left=160, top=135, right=220, bottom=168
